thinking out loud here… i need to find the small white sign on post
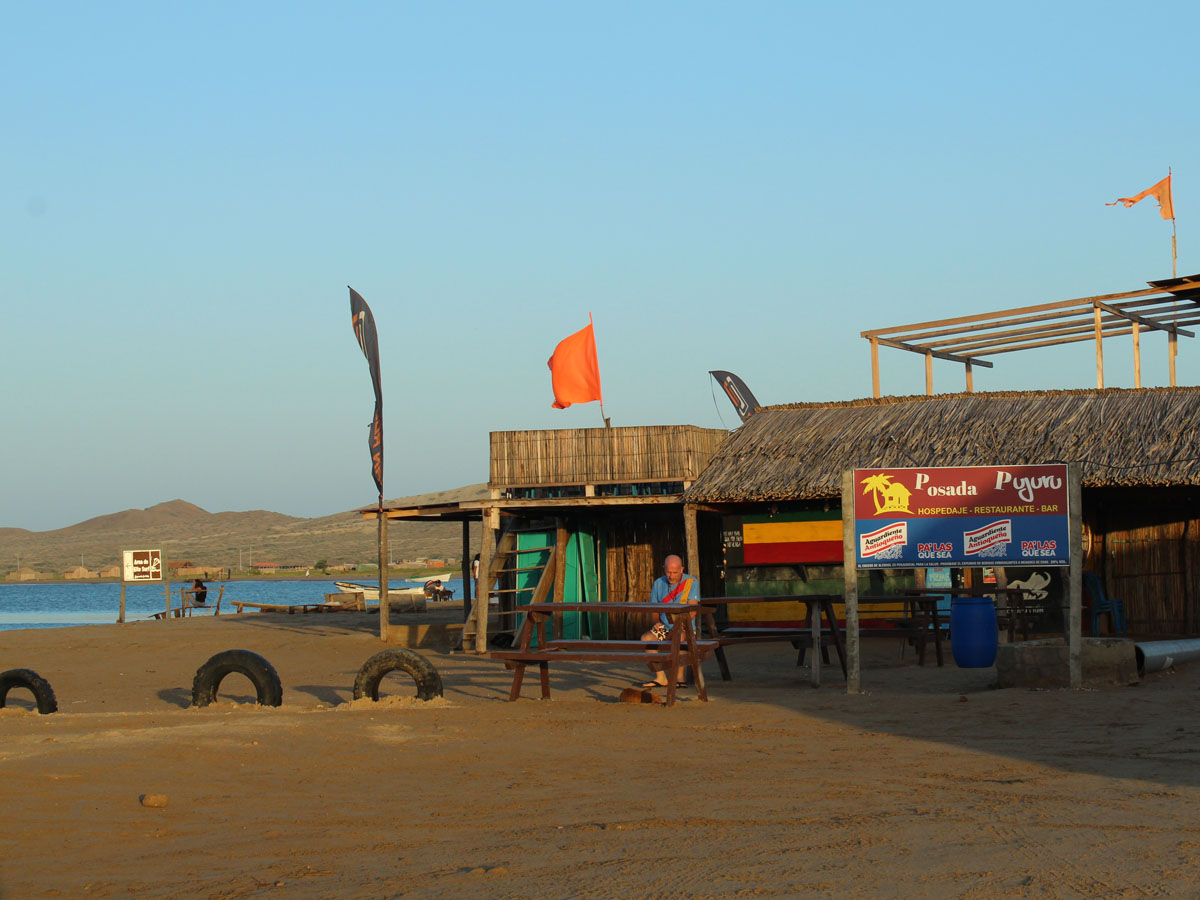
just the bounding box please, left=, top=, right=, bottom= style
left=119, top=549, right=168, bottom=623
left=123, top=549, right=163, bottom=582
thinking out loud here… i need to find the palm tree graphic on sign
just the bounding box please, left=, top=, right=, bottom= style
left=861, top=473, right=912, bottom=515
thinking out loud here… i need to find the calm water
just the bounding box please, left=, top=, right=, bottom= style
left=0, top=578, right=464, bottom=632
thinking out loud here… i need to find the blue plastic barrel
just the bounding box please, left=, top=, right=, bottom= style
left=950, top=597, right=998, bottom=668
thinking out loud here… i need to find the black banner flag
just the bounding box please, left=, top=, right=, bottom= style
left=349, top=287, right=384, bottom=498
left=709, top=370, right=760, bottom=423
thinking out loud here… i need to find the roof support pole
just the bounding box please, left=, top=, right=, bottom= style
left=1133, top=324, right=1142, bottom=388
left=1068, top=462, right=1083, bottom=690
left=683, top=503, right=700, bottom=584
left=964, top=360, right=974, bottom=393
left=1170, top=331, right=1178, bottom=386
left=841, top=470, right=861, bottom=694
left=924, top=350, right=933, bottom=396
left=1094, top=305, right=1105, bottom=389
left=870, top=338, right=881, bottom=398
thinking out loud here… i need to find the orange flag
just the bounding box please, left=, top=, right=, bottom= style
left=1107, top=174, right=1174, bottom=220
left=547, top=319, right=603, bottom=409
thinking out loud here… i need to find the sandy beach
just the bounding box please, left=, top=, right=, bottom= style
left=1, top=611, right=1198, bottom=900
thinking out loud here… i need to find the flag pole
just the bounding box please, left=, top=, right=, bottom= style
left=1171, top=167, right=1177, bottom=278
left=589, top=311, right=611, bottom=428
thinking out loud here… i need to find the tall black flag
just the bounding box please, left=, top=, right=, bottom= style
left=709, top=370, right=760, bottom=423
left=349, top=287, right=384, bottom=497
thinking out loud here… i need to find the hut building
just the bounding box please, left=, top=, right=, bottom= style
left=682, top=387, right=1200, bottom=636
left=6, top=567, right=43, bottom=582
left=364, top=425, right=729, bottom=649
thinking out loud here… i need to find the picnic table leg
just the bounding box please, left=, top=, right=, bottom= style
left=513, top=610, right=536, bottom=651
left=701, top=609, right=732, bottom=680
left=665, top=623, right=684, bottom=707
left=508, top=662, right=527, bottom=701
left=822, top=599, right=848, bottom=679
left=809, top=600, right=821, bottom=687
left=538, top=661, right=550, bottom=699
left=682, top=616, right=707, bottom=701
left=928, top=601, right=944, bottom=666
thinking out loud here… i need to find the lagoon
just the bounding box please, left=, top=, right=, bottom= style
left=0, top=578, right=464, bottom=631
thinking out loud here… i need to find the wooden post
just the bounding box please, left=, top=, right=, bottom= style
left=554, top=519, right=568, bottom=605
left=473, top=506, right=497, bottom=652
left=841, top=470, right=861, bottom=694
left=163, top=552, right=171, bottom=620
left=378, top=509, right=389, bottom=641
left=1068, top=462, right=1083, bottom=690
left=870, top=337, right=881, bottom=399
left=1169, top=329, right=1178, bottom=386
left=460, top=520, right=472, bottom=629
left=1132, top=323, right=1141, bottom=388
left=965, top=360, right=973, bottom=393
left=924, top=350, right=933, bottom=396
left=810, top=592, right=821, bottom=687
left=1094, top=305, right=1104, bottom=389
left=119, top=582, right=126, bottom=624
left=683, top=504, right=700, bottom=579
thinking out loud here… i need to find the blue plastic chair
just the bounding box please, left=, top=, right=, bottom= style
left=1084, top=572, right=1127, bottom=636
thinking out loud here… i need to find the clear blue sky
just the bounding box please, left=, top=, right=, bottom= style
left=4, top=1, right=1198, bottom=532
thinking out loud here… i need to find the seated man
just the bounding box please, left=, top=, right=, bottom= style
left=640, top=554, right=699, bottom=688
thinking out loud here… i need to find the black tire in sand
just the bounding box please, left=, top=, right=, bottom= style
left=191, top=649, right=283, bottom=707
left=353, top=649, right=443, bottom=702
left=0, top=668, right=58, bottom=714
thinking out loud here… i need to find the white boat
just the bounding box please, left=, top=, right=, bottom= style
left=334, top=582, right=423, bottom=602
left=406, top=574, right=451, bottom=584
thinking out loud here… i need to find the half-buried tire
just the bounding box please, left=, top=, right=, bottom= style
left=0, top=668, right=58, bottom=714
left=191, top=650, right=283, bottom=708
left=353, top=649, right=443, bottom=702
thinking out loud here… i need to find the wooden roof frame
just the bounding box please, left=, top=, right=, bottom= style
left=861, top=274, right=1200, bottom=396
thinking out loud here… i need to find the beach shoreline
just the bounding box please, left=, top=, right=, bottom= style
left=2, top=613, right=1197, bottom=899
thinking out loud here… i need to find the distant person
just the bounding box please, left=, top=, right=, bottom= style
left=640, top=554, right=699, bottom=688
left=187, top=578, right=208, bottom=606
left=472, top=553, right=480, bottom=598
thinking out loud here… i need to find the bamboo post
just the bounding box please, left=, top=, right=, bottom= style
left=473, top=506, right=497, bottom=652
left=378, top=506, right=389, bottom=641
left=870, top=337, right=881, bottom=399
left=1169, top=330, right=1178, bottom=386
left=1068, top=462, right=1083, bottom=690
left=460, top=519, right=472, bottom=626
left=1132, top=323, right=1141, bottom=387
left=841, top=470, right=861, bottom=694
left=683, top=504, right=700, bottom=580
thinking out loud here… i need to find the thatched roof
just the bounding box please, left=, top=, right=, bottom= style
left=684, top=387, right=1200, bottom=502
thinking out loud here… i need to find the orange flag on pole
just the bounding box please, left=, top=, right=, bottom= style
left=1107, top=173, right=1174, bottom=220
left=547, top=316, right=603, bottom=409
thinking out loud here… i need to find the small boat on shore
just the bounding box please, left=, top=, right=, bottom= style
left=335, top=581, right=454, bottom=601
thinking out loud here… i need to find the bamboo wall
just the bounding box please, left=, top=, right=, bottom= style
left=1085, top=487, right=1200, bottom=636
left=491, top=426, right=728, bottom=488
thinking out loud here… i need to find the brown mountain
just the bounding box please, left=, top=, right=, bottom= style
left=2, top=487, right=485, bottom=577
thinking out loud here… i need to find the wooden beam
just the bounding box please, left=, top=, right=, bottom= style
left=1094, top=301, right=1194, bottom=337
left=869, top=335, right=993, bottom=367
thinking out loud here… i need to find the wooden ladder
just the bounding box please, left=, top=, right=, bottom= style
left=464, top=518, right=559, bottom=651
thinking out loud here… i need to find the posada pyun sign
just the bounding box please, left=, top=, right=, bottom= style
left=852, top=464, right=1070, bottom=569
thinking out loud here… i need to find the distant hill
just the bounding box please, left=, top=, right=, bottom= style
left=1, top=486, right=486, bottom=577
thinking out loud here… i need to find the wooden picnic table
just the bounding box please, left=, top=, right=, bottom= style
left=491, top=602, right=711, bottom=707
left=695, top=595, right=845, bottom=685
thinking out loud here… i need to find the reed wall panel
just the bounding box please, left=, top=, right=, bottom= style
left=491, top=426, right=728, bottom=488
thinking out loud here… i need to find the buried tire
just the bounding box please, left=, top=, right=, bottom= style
left=353, top=649, right=443, bottom=702
left=0, top=668, right=58, bottom=714
left=191, top=650, right=283, bottom=708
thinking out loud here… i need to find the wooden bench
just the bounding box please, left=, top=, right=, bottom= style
left=150, top=585, right=225, bottom=619
left=489, top=602, right=710, bottom=706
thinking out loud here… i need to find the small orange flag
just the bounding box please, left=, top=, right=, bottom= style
left=1107, top=174, right=1174, bottom=220
left=547, top=319, right=603, bottom=409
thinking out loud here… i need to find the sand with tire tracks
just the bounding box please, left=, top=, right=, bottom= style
left=1, top=610, right=1198, bottom=899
